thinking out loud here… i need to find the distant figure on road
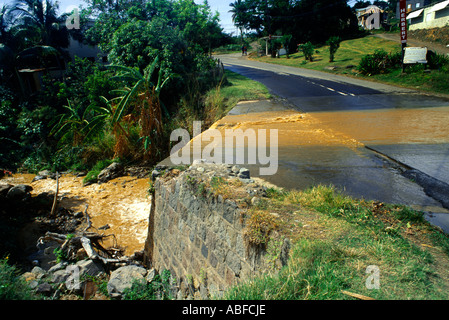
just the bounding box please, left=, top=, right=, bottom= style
left=243, top=46, right=247, bottom=56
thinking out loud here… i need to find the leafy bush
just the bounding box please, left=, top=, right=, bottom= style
left=298, top=42, right=315, bottom=62
left=427, top=51, right=449, bottom=71
left=122, top=269, right=173, bottom=300
left=0, top=86, right=22, bottom=170
left=0, top=257, right=36, bottom=300
left=82, top=159, right=114, bottom=185
left=358, top=49, right=402, bottom=76
left=326, top=36, right=341, bottom=63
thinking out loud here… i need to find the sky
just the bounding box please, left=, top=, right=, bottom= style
left=1, top=0, right=238, bottom=34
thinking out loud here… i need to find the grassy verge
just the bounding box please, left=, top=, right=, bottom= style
left=251, top=35, right=449, bottom=95
left=205, top=69, right=272, bottom=122
left=225, top=185, right=449, bottom=300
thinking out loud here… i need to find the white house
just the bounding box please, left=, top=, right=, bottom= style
left=407, top=0, right=449, bottom=30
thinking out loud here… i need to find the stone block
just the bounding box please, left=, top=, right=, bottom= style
left=201, top=243, right=209, bottom=259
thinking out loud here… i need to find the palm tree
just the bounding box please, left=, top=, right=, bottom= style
left=11, top=0, right=69, bottom=50
left=229, top=0, right=246, bottom=43
left=0, top=5, right=13, bottom=45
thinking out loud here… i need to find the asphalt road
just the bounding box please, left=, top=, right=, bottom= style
left=218, top=54, right=449, bottom=113
left=214, top=54, right=449, bottom=231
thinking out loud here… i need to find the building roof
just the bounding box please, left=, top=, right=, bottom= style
left=355, top=5, right=383, bottom=16
left=407, top=0, right=449, bottom=15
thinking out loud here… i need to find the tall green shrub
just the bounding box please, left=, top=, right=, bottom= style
left=358, top=49, right=402, bottom=76
left=299, top=42, right=315, bottom=62
left=326, top=36, right=341, bottom=63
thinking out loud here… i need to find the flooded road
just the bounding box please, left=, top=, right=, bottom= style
left=212, top=54, right=449, bottom=230
left=162, top=96, right=449, bottom=231
left=2, top=174, right=151, bottom=255
left=310, top=106, right=449, bottom=146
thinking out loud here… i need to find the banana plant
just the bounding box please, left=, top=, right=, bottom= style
left=104, top=56, right=171, bottom=158
left=51, top=99, right=90, bottom=146
left=106, top=56, right=171, bottom=125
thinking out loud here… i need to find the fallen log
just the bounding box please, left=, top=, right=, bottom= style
left=80, top=237, right=130, bottom=265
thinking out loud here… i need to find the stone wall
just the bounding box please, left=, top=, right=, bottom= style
left=143, top=161, right=290, bottom=299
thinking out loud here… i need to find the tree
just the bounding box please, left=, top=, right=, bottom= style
left=299, top=42, right=314, bottom=62
left=10, top=0, right=69, bottom=50
left=230, top=0, right=359, bottom=46
left=229, top=0, right=248, bottom=43
left=326, top=36, right=341, bottom=62
left=0, top=5, right=14, bottom=47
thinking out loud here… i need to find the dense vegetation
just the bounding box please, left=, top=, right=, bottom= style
left=0, top=0, right=232, bottom=173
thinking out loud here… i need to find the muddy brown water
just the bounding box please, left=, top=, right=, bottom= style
left=163, top=101, right=449, bottom=221
left=2, top=174, right=151, bottom=256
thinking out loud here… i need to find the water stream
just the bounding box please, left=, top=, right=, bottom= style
left=2, top=174, right=151, bottom=256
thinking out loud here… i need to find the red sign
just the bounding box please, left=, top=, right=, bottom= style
left=399, top=0, right=407, bottom=44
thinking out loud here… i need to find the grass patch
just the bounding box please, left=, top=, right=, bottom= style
left=82, top=158, right=115, bottom=185
left=224, top=185, right=449, bottom=300
left=254, top=36, right=400, bottom=71
left=251, top=35, right=449, bottom=95
left=203, top=70, right=271, bottom=124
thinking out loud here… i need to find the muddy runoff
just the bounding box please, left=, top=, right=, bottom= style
left=162, top=99, right=449, bottom=223
left=4, top=173, right=151, bottom=256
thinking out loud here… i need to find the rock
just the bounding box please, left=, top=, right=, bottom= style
left=231, top=165, right=240, bottom=173
left=0, top=183, right=13, bottom=197
left=31, top=266, right=47, bottom=280
left=97, top=162, right=124, bottom=184
left=38, top=170, right=56, bottom=179
left=6, top=184, right=32, bottom=200
left=48, top=262, right=68, bottom=273
left=151, top=169, right=161, bottom=181
left=237, top=168, right=250, bottom=179
left=76, top=171, right=87, bottom=177
left=145, top=268, right=157, bottom=283
left=51, top=269, right=71, bottom=284
left=192, top=159, right=214, bottom=165
left=251, top=196, right=261, bottom=206
left=107, top=265, right=148, bottom=299
left=75, top=259, right=104, bottom=277
left=31, top=175, right=47, bottom=182
left=36, top=282, right=53, bottom=296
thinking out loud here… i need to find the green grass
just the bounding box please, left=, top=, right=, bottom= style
left=224, top=185, right=449, bottom=300
left=255, top=36, right=401, bottom=71
left=252, top=35, right=449, bottom=95
left=202, top=70, right=271, bottom=125
left=82, top=158, right=114, bottom=185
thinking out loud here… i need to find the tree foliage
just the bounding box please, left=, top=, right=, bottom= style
left=229, top=0, right=360, bottom=49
